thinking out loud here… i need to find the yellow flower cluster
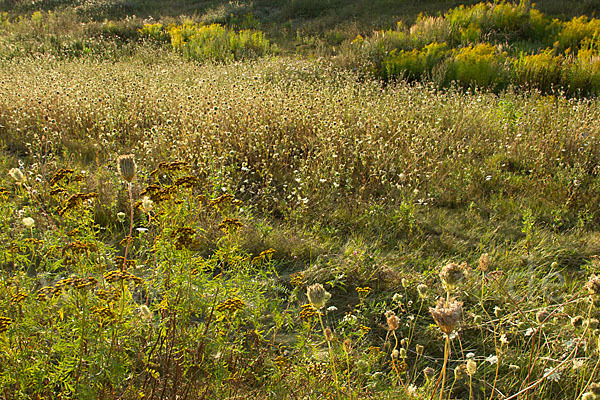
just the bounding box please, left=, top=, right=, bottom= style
left=0, top=316, right=12, bottom=333
left=299, top=304, right=317, bottom=320
left=103, top=270, right=144, bottom=285
left=215, top=298, right=245, bottom=314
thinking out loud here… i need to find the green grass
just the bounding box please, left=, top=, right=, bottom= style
left=2, top=1, right=600, bottom=399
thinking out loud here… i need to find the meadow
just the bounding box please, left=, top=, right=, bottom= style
left=1, top=0, right=600, bottom=399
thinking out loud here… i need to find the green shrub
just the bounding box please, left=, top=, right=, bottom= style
left=168, top=22, right=273, bottom=61
left=409, top=15, right=451, bottom=46
left=561, top=45, right=600, bottom=96
left=138, top=22, right=170, bottom=43
left=557, top=16, right=600, bottom=51
left=449, top=43, right=508, bottom=88
left=511, top=49, right=563, bottom=92
left=382, top=41, right=448, bottom=80
left=444, top=0, right=532, bottom=44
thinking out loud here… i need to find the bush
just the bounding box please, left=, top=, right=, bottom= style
left=382, top=42, right=448, bottom=80
left=511, top=49, right=563, bottom=92
left=167, top=22, right=273, bottom=61
left=449, top=43, right=508, bottom=89
left=557, top=16, right=600, bottom=51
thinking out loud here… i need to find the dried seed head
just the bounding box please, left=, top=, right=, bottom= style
left=586, top=275, right=600, bottom=297
left=423, top=367, right=435, bottom=381
left=416, top=344, right=424, bottom=357
left=454, top=364, right=467, bottom=380
left=430, top=297, right=463, bottom=335
left=582, top=392, right=596, bottom=400
left=22, top=217, right=35, bottom=228
left=324, top=326, right=334, bottom=342
left=117, top=212, right=126, bottom=222
left=140, top=305, right=152, bottom=320
left=417, top=283, right=428, bottom=299
left=117, top=154, right=136, bottom=182
left=466, top=359, right=477, bottom=376
left=306, top=283, right=331, bottom=310
left=391, top=349, right=399, bottom=359
left=398, top=348, right=407, bottom=358
left=385, top=310, right=400, bottom=331
left=479, top=253, right=490, bottom=272
left=586, top=318, right=599, bottom=330
left=572, top=316, right=584, bottom=329
left=8, top=168, right=25, bottom=184
left=343, top=338, right=352, bottom=353
left=142, top=196, right=154, bottom=212
left=439, top=262, right=467, bottom=291
left=536, top=309, right=550, bottom=324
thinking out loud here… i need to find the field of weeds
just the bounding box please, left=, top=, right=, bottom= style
left=2, top=1, right=600, bottom=399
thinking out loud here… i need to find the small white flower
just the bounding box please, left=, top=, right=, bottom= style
left=524, top=327, right=535, bottom=336
left=22, top=217, right=35, bottom=228
left=327, top=306, right=338, bottom=312
left=136, top=227, right=148, bottom=233
left=466, top=352, right=475, bottom=359
left=544, top=367, right=560, bottom=382
left=573, top=359, right=585, bottom=370
left=500, top=334, right=509, bottom=346
left=485, top=355, right=498, bottom=365
left=342, top=314, right=357, bottom=324
left=407, top=384, right=417, bottom=396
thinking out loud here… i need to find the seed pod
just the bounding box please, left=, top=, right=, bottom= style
left=117, top=154, right=136, bottom=182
